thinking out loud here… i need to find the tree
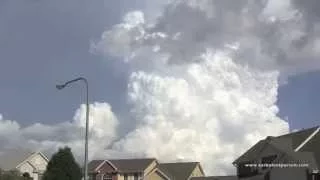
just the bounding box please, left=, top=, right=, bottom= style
left=0, top=170, right=24, bottom=180
left=22, top=173, right=32, bottom=180
left=43, top=147, right=81, bottom=180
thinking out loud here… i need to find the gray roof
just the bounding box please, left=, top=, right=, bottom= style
left=88, top=158, right=156, bottom=173
left=191, top=176, right=238, bottom=180
left=298, top=127, right=320, bottom=168
left=289, top=152, right=319, bottom=170
left=233, top=126, right=320, bottom=169
left=158, top=162, right=201, bottom=180
left=109, top=158, right=156, bottom=173
left=88, top=160, right=104, bottom=172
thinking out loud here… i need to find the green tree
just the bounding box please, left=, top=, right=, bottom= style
left=43, top=147, right=81, bottom=180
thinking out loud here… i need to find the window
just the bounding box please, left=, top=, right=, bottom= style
left=103, top=174, right=112, bottom=180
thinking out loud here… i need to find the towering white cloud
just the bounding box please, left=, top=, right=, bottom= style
left=1, top=0, right=320, bottom=176
left=91, top=0, right=320, bottom=175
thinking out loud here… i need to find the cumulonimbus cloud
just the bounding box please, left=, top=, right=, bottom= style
left=90, top=0, right=320, bottom=175
left=1, top=0, right=320, bottom=176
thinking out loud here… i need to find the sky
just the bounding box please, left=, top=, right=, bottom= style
left=0, top=0, right=320, bottom=176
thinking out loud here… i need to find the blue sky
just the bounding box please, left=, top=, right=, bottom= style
left=0, top=0, right=132, bottom=125
left=1, top=0, right=320, bottom=175
left=0, top=0, right=318, bottom=130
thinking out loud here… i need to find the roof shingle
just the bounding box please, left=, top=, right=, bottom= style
left=89, top=158, right=156, bottom=173
left=109, top=158, right=156, bottom=173
left=158, top=162, right=200, bottom=180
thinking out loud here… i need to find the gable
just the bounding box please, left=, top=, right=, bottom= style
left=27, top=153, right=48, bottom=171
left=190, top=164, right=205, bottom=178
left=16, top=161, right=35, bottom=174
left=143, top=160, right=158, bottom=175
left=158, top=162, right=199, bottom=180
left=97, top=160, right=117, bottom=173
left=16, top=152, right=49, bottom=172
left=146, top=169, right=170, bottom=180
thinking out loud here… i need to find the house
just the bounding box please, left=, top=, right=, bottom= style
left=88, top=158, right=205, bottom=180
left=0, top=149, right=49, bottom=180
left=232, top=126, right=320, bottom=180
left=157, top=162, right=205, bottom=179
left=88, top=158, right=161, bottom=180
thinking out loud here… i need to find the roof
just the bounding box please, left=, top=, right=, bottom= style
left=288, top=152, right=319, bottom=170
left=158, top=162, right=201, bottom=180
left=298, top=128, right=320, bottom=168
left=109, top=158, right=156, bottom=173
left=191, top=176, right=238, bottom=180
left=88, top=160, right=104, bottom=172
left=89, top=158, right=156, bottom=173
left=0, top=150, right=49, bottom=171
left=233, top=126, right=320, bottom=168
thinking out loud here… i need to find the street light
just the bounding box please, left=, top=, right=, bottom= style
left=56, top=77, right=89, bottom=180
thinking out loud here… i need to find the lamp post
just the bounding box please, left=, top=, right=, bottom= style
left=56, top=77, right=89, bottom=180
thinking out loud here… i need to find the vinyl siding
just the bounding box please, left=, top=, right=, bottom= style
left=146, top=171, right=167, bottom=180
left=28, top=154, right=48, bottom=172
left=117, top=174, right=124, bottom=180
left=190, top=164, right=204, bottom=178
left=144, top=160, right=157, bottom=176
left=17, top=162, right=37, bottom=180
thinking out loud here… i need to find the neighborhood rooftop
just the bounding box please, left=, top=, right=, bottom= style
left=158, top=162, right=204, bottom=180
left=233, top=126, right=320, bottom=166
left=88, top=158, right=157, bottom=173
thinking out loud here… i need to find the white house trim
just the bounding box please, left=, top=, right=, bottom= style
left=95, top=160, right=107, bottom=172
left=155, top=169, right=171, bottom=180
left=143, top=166, right=171, bottom=180
left=94, top=160, right=118, bottom=172
left=294, top=127, right=320, bottom=152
